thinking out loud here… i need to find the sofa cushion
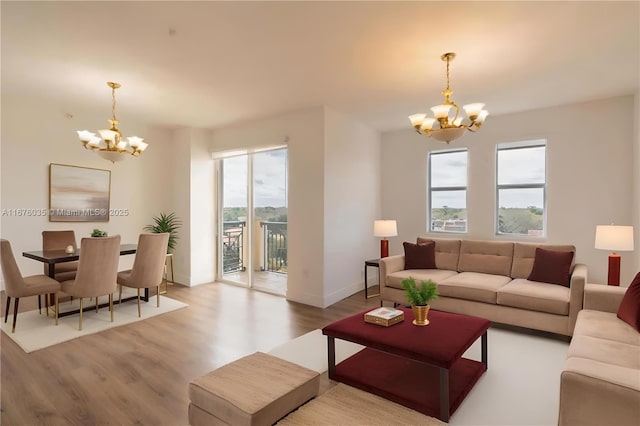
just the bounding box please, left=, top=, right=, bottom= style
left=527, top=248, right=574, bottom=287
left=403, top=241, right=436, bottom=270
left=386, top=269, right=458, bottom=291
left=574, top=310, right=640, bottom=346
left=416, top=237, right=461, bottom=271
left=511, top=242, right=576, bottom=279
left=497, top=278, right=570, bottom=315
left=457, top=240, right=514, bottom=276
left=617, top=272, right=640, bottom=332
left=568, top=334, right=640, bottom=371
left=438, top=272, right=512, bottom=304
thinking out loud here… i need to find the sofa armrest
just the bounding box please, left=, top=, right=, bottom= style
left=567, top=264, right=587, bottom=334
left=583, top=283, right=626, bottom=313
left=379, top=255, right=404, bottom=290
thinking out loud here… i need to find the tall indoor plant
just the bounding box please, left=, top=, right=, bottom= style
left=144, top=212, right=181, bottom=253
left=402, top=277, right=438, bottom=326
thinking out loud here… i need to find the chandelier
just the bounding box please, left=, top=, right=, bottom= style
left=76, top=82, right=148, bottom=162
left=409, top=52, right=489, bottom=143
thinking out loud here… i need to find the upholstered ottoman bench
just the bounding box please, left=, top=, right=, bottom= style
left=188, top=352, right=320, bottom=426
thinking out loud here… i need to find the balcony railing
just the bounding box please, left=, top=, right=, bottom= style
left=261, top=221, right=287, bottom=273
left=222, top=220, right=287, bottom=274
left=222, top=221, right=246, bottom=273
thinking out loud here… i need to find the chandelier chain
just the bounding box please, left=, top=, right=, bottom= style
left=445, top=56, right=451, bottom=91
left=111, top=86, right=118, bottom=122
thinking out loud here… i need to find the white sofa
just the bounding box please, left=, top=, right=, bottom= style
left=380, top=238, right=587, bottom=337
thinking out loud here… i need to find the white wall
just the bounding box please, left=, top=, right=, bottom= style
left=169, top=128, right=194, bottom=285
left=211, top=107, right=327, bottom=306
left=323, top=107, right=381, bottom=305
left=382, top=95, right=637, bottom=286
left=189, top=128, right=216, bottom=285
left=0, top=93, right=173, bottom=286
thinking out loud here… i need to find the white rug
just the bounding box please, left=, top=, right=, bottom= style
left=1, top=294, right=188, bottom=353
left=267, top=326, right=569, bottom=426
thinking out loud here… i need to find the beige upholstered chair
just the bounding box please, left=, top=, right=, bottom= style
left=1, top=239, right=61, bottom=333
left=117, top=233, right=169, bottom=317
left=42, top=230, right=78, bottom=282
left=58, top=235, right=121, bottom=330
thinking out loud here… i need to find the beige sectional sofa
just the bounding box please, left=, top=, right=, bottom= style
left=380, top=238, right=587, bottom=337
left=558, top=284, right=640, bottom=426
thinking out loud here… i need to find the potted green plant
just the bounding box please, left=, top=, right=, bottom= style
left=144, top=212, right=181, bottom=254
left=402, top=277, right=438, bottom=326
left=91, top=229, right=108, bottom=237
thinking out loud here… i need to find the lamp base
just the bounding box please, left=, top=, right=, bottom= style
left=380, top=239, right=389, bottom=258
left=607, top=253, right=621, bottom=286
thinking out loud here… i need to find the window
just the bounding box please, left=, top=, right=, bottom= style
left=428, top=149, right=468, bottom=233
left=496, top=140, right=546, bottom=237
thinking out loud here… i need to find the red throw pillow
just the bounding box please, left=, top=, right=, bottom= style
left=617, top=272, right=640, bottom=332
left=527, top=247, right=574, bottom=287
left=403, top=241, right=436, bottom=270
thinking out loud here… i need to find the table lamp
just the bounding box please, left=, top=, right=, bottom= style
left=374, top=220, right=397, bottom=258
left=595, top=225, right=634, bottom=286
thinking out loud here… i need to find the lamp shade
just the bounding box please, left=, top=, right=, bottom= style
left=595, top=225, right=634, bottom=251
left=374, top=220, right=397, bottom=238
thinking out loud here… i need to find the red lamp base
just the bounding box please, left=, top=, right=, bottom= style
left=380, top=239, right=389, bottom=258
left=607, top=253, right=621, bottom=286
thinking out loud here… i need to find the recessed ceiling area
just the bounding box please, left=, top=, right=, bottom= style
left=2, top=1, right=638, bottom=132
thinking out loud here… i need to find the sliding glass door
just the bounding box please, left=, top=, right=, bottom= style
left=218, top=147, right=288, bottom=295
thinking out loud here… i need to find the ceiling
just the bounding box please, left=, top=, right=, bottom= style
left=2, top=1, right=639, bottom=133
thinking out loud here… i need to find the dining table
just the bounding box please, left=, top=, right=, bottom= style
left=22, top=243, right=150, bottom=317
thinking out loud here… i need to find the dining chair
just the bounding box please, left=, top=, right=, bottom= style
left=117, top=233, right=169, bottom=317
left=42, top=230, right=78, bottom=281
left=58, top=235, right=121, bottom=330
left=1, top=239, right=61, bottom=333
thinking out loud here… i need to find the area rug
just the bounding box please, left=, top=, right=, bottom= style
left=278, top=383, right=446, bottom=426
left=267, top=328, right=364, bottom=373
left=1, top=294, right=188, bottom=353
left=267, top=326, right=569, bottom=426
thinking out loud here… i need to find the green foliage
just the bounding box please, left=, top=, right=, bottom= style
left=432, top=205, right=466, bottom=221
left=91, top=229, right=108, bottom=237
left=498, top=207, right=543, bottom=235
left=402, top=277, right=438, bottom=306
left=223, top=207, right=287, bottom=222
left=144, top=212, right=182, bottom=253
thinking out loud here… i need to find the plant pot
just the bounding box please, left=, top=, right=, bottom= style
left=411, top=304, right=430, bottom=326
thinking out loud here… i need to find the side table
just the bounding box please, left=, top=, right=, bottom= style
left=364, top=259, right=380, bottom=299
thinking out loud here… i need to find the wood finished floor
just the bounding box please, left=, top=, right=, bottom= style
left=0, top=283, right=380, bottom=425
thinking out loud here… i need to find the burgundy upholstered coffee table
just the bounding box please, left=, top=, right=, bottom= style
left=322, top=307, right=489, bottom=422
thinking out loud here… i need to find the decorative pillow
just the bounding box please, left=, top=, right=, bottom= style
left=403, top=241, right=436, bottom=270
left=527, top=247, right=574, bottom=287
left=617, top=272, right=640, bottom=332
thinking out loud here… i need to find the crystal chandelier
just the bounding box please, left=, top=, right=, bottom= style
left=77, top=82, right=148, bottom=162
left=409, top=52, right=489, bottom=143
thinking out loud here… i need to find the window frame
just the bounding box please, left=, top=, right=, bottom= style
left=495, top=140, right=547, bottom=238
left=428, top=148, right=469, bottom=234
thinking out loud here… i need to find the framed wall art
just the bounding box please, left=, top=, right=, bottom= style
left=49, top=163, right=111, bottom=222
